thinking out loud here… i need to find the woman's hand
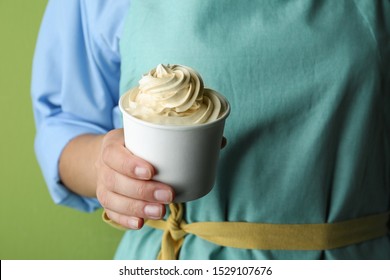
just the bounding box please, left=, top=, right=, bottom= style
left=59, top=128, right=174, bottom=230
left=95, top=129, right=175, bottom=229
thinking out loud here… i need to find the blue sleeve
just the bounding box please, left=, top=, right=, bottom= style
left=31, top=0, right=130, bottom=212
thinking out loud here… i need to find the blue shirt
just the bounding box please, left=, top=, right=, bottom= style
left=31, top=0, right=130, bottom=212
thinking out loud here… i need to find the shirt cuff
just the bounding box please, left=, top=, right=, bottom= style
left=34, top=114, right=107, bottom=212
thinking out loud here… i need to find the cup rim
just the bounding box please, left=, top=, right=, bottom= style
left=119, top=90, right=230, bottom=131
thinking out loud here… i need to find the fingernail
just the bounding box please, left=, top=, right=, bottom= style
left=134, top=166, right=151, bottom=179
left=154, top=190, right=172, bottom=203
left=128, top=218, right=140, bottom=229
left=144, top=205, right=162, bottom=218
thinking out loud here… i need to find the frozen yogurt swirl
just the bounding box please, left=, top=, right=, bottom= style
left=124, top=64, right=226, bottom=125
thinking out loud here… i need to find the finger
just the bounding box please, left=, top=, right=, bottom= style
left=97, top=188, right=166, bottom=220
left=98, top=165, right=174, bottom=203
left=101, top=130, right=155, bottom=180
left=110, top=172, right=174, bottom=203
left=105, top=209, right=144, bottom=230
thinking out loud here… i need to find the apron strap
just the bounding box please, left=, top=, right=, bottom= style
left=103, top=204, right=390, bottom=260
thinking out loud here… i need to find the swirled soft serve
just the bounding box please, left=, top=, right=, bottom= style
left=122, top=64, right=228, bottom=125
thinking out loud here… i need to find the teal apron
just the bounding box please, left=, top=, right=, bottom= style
left=115, top=0, right=390, bottom=259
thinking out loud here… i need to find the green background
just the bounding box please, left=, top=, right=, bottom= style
left=0, top=0, right=123, bottom=259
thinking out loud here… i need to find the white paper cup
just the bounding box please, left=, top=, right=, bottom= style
left=119, top=91, right=230, bottom=202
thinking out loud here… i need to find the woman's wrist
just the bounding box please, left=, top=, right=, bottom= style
left=59, top=133, right=104, bottom=198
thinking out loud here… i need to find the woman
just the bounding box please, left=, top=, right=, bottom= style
left=32, top=0, right=390, bottom=259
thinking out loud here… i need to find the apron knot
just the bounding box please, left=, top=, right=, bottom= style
left=167, top=203, right=187, bottom=241
left=158, top=203, right=187, bottom=260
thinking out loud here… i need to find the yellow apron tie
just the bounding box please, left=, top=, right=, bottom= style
left=103, top=204, right=390, bottom=260
left=146, top=203, right=187, bottom=260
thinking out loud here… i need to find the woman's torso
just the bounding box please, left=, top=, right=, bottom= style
left=114, top=0, right=390, bottom=259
